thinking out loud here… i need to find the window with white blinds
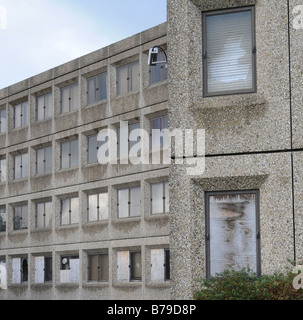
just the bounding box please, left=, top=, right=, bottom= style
left=203, top=7, right=256, bottom=96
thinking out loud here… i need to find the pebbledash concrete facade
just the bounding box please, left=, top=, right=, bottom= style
left=0, top=0, right=303, bottom=300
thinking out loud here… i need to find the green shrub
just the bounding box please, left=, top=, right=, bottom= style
left=194, top=268, right=303, bottom=300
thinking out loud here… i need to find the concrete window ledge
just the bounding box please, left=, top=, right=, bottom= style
left=56, top=224, right=80, bottom=232
left=82, top=282, right=110, bottom=289
left=8, top=283, right=28, bottom=289
left=195, top=93, right=267, bottom=110
left=8, top=230, right=28, bottom=237
left=82, top=220, right=109, bottom=229
left=145, top=281, right=171, bottom=289
left=31, top=283, right=53, bottom=289
left=55, top=283, right=79, bottom=289
left=144, top=213, right=169, bottom=222
left=113, top=281, right=142, bottom=289
left=31, top=227, right=52, bottom=234
left=112, top=217, right=141, bottom=226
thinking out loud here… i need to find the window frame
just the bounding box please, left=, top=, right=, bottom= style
left=35, top=201, right=52, bottom=229
left=36, top=92, right=53, bottom=122
left=60, top=139, right=79, bottom=169
left=14, top=101, right=28, bottom=129
left=87, top=192, right=109, bottom=222
left=0, top=158, right=6, bottom=183
left=116, top=60, right=140, bottom=96
left=13, top=204, right=28, bottom=231
left=34, top=256, right=53, bottom=283
left=117, top=186, right=141, bottom=219
left=87, top=252, right=109, bottom=283
left=60, top=83, right=80, bottom=114
left=129, top=251, right=142, bottom=282
left=0, top=206, right=6, bottom=233
left=149, top=49, right=168, bottom=85
left=150, top=181, right=169, bottom=215
left=0, top=108, right=6, bottom=134
left=87, top=73, right=107, bottom=105
left=36, top=146, right=52, bottom=175
left=60, top=197, right=79, bottom=226
left=202, top=6, right=257, bottom=97
left=14, top=153, right=28, bottom=180
left=205, top=190, right=261, bottom=278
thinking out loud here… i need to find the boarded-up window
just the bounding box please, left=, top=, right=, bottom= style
left=117, top=251, right=129, bottom=282
left=12, top=257, right=28, bottom=284
left=0, top=259, right=7, bottom=289
left=206, top=191, right=260, bottom=277
left=34, top=256, right=52, bottom=283
left=60, top=256, right=79, bottom=283
left=151, top=249, right=170, bottom=282
left=117, top=251, right=142, bottom=282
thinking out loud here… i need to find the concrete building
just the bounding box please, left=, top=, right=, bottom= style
left=1, top=0, right=303, bottom=300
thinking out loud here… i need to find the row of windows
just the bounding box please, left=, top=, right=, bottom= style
left=0, top=248, right=170, bottom=289
left=0, top=115, right=168, bottom=182
left=0, top=181, right=169, bottom=232
left=0, top=52, right=167, bottom=133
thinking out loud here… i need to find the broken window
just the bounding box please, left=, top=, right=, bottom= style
left=14, top=101, right=28, bottom=129
left=13, top=204, right=28, bottom=231
left=87, top=73, right=107, bottom=105
left=117, top=61, right=140, bottom=96
left=60, top=197, right=79, bottom=226
left=34, top=256, right=52, bottom=283
left=88, top=253, right=109, bottom=282
left=117, top=250, right=142, bottom=282
left=151, top=249, right=170, bottom=282
left=60, top=139, right=78, bottom=169
left=12, top=257, right=28, bottom=284
left=117, top=187, right=141, bottom=219
left=36, top=201, right=52, bottom=229
left=14, top=153, right=28, bottom=180
left=0, top=206, right=6, bottom=232
left=60, top=255, right=80, bottom=283
left=0, top=258, right=7, bottom=289
left=88, top=192, right=108, bottom=222
left=151, top=182, right=169, bottom=215
left=61, top=83, right=79, bottom=114
left=206, top=191, right=261, bottom=277
left=36, top=146, right=52, bottom=175
left=36, top=92, right=53, bottom=122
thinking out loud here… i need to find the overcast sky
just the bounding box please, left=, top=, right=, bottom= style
left=0, top=0, right=167, bottom=90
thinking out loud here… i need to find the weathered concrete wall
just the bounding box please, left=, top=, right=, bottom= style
left=168, top=0, right=301, bottom=299
left=0, top=23, right=171, bottom=300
